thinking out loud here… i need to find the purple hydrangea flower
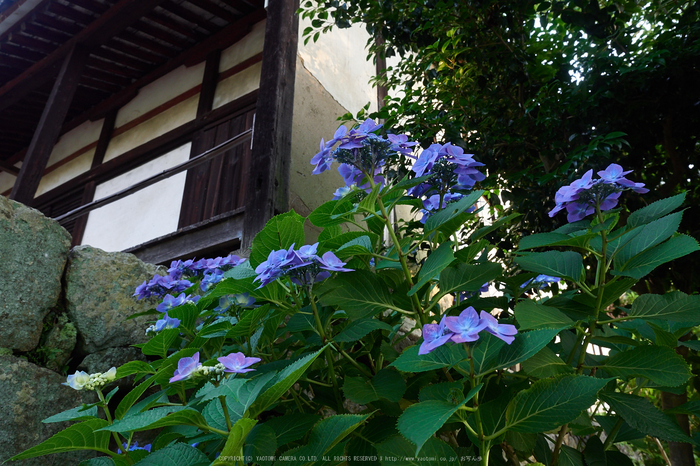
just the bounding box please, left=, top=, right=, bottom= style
left=151, top=312, right=181, bottom=333
left=333, top=185, right=355, bottom=200
left=317, top=251, right=354, bottom=272
left=521, top=274, right=561, bottom=290
left=445, top=307, right=488, bottom=343
left=170, top=353, right=201, bottom=383
left=200, top=269, right=224, bottom=292
left=419, top=315, right=454, bottom=355
left=217, top=352, right=261, bottom=373
left=118, top=441, right=152, bottom=454
left=479, top=311, right=518, bottom=345
left=156, top=293, right=187, bottom=313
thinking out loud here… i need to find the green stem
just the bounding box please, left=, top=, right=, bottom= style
left=309, top=291, right=343, bottom=411
left=602, top=417, right=624, bottom=450
left=335, top=346, right=374, bottom=378
left=97, top=388, right=130, bottom=463
left=219, top=396, right=232, bottom=431
left=550, top=424, right=569, bottom=466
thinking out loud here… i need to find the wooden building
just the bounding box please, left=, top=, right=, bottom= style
left=0, top=0, right=380, bottom=264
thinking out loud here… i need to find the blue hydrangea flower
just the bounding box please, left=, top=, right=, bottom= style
left=118, top=441, right=152, bottom=454
left=156, top=293, right=187, bottom=313
left=63, top=371, right=90, bottom=390
left=200, top=269, right=224, bottom=292
left=147, top=312, right=180, bottom=334
left=170, top=353, right=201, bottom=383
left=419, top=315, right=454, bottom=355
left=479, top=311, right=517, bottom=345
left=521, top=274, right=561, bottom=290
left=217, top=352, right=261, bottom=373
left=317, top=251, right=353, bottom=272
left=445, top=307, right=488, bottom=343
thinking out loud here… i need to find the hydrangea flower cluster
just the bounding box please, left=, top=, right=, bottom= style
left=156, top=293, right=200, bottom=313
left=214, top=293, right=256, bottom=312
left=134, top=254, right=245, bottom=300
left=408, top=142, right=485, bottom=198
left=254, top=243, right=353, bottom=288
left=169, top=352, right=261, bottom=383
left=64, top=367, right=117, bottom=391
left=549, top=163, right=649, bottom=222
left=521, top=274, right=560, bottom=290
left=419, top=307, right=517, bottom=355
left=311, top=118, right=416, bottom=193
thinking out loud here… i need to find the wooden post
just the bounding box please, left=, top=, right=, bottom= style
left=10, top=44, right=89, bottom=205
left=242, top=0, right=299, bottom=250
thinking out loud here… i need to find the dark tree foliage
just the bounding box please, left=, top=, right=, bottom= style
left=300, top=0, right=700, bottom=293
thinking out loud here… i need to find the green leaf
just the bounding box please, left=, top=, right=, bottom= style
left=250, top=211, right=306, bottom=268
left=468, top=331, right=505, bottom=376
left=168, top=303, right=199, bottom=333
left=425, top=190, right=483, bottom=233
left=115, top=377, right=155, bottom=420
left=515, top=300, right=574, bottom=330
left=115, top=361, right=154, bottom=379
left=318, top=270, right=398, bottom=320
left=612, top=234, right=700, bottom=279
left=333, top=318, right=393, bottom=343
left=514, top=251, right=584, bottom=280
left=319, top=231, right=379, bottom=251
left=595, top=415, right=645, bottom=442
left=665, top=400, right=700, bottom=418
left=519, top=232, right=597, bottom=250
left=358, top=180, right=381, bottom=213
left=42, top=405, right=99, bottom=423
left=397, top=396, right=472, bottom=455
left=264, top=413, right=321, bottom=446
left=391, top=344, right=466, bottom=373
left=9, top=419, right=111, bottom=460
left=248, top=347, right=325, bottom=417
left=101, top=408, right=208, bottom=432
left=627, top=193, right=686, bottom=228
left=342, top=369, right=406, bottom=404
left=409, top=242, right=455, bottom=296
left=480, top=327, right=561, bottom=376
left=375, top=435, right=459, bottom=465
left=286, top=414, right=370, bottom=465
left=318, top=224, right=343, bottom=242
left=141, top=328, right=180, bottom=358
left=132, top=443, right=209, bottom=466
left=244, top=424, right=277, bottom=466
left=470, top=212, right=521, bottom=241
left=308, top=197, right=357, bottom=228
left=215, top=418, right=258, bottom=464
left=505, top=375, right=609, bottom=433
left=559, top=445, right=584, bottom=466
left=599, top=392, right=693, bottom=443
left=628, top=291, right=700, bottom=324
left=602, top=345, right=691, bottom=387
left=437, top=262, right=502, bottom=296
left=335, top=235, right=373, bottom=258
left=584, top=436, right=607, bottom=466
left=522, top=347, right=574, bottom=378
left=615, top=211, right=683, bottom=265
left=225, top=304, right=272, bottom=338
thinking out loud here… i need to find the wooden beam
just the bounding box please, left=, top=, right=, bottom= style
left=0, top=0, right=169, bottom=114
left=9, top=45, right=89, bottom=204
left=242, top=0, right=299, bottom=249
left=197, top=49, right=221, bottom=119
left=0, top=160, right=20, bottom=176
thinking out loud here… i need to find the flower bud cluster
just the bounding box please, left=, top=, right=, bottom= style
left=64, top=367, right=117, bottom=391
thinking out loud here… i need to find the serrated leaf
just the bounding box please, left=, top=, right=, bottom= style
left=308, top=197, right=357, bottom=228
left=115, top=361, right=154, bottom=379
left=132, top=442, right=209, bottom=466
left=628, top=291, right=700, bottom=324
left=627, top=193, right=686, bottom=228
left=398, top=397, right=471, bottom=455
left=418, top=381, right=465, bottom=403
left=142, top=328, right=180, bottom=358
left=522, top=347, right=574, bottom=378
left=600, top=392, right=693, bottom=443
left=425, top=190, right=483, bottom=233
left=612, top=234, right=700, bottom=279
left=480, top=327, right=561, bottom=376
left=470, top=212, right=521, bottom=242
left=9, top=419, right=111, bottom=460
left=595, top=415, right=645, bottom=442
left=284, top=414, right=370, bottom=466
left=335, top=235, right=373, bottom=259
left=318, top=270, right=399, bottom=320
left=505, top=375, right=609, bottom=433
left=437, top=262, right=502, bottom=296
left=168, top=303, right=199, bottom=332
left=514, top=251, right=584, bottom=280
left=615, top=211, right=683, bottom=265
left=244, top=424, right=277, bottom=466
left=248, top=347, right=325, bottom=417
left=391, top=344, right=466, bottom=373
left=409, top=242, right=455, bottom=296
left=358, top=181, right=381, bottom=213
left=214, top=417, right=258, bottom=464
left=515, top=300, right=574, bottom=330
left=116, top=377, right=155, bottom=420
left=602, top=345, right=691, bottom=386
left=343, top=369, right=406, bottom=404
left=42, top=405, right=99, bottom=424
left=225, top=304, right=272, bottom=338
left=375, top=435, right=459, bottom=465
left=333, top=318, right=393, bottom=343
left=584, top=436, right=607, bottom=466
left=519, top=232, right=597, bottom=250
left=250, top=211, right=306, bottom=268
left=264, top=413, right=321, bottom=446
left=102, top=408, right=208, bottom=433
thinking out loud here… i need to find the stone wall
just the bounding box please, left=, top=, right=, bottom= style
left=0, top=197, right=163, bottom=464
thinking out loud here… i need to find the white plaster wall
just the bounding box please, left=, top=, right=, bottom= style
left=290, top=57, right=351, bottom=239
left=104, top=96, right=199, bottom=162
left=212, top=63, right=262, bottom=109
left=298, top=16, right=378, bottom=115
left=36, top=149, right=95, bottom=196
left=81, top=143, right=191, bottom=252
left=219, top=20, right=265, bottom=72
left=46, top=118, right=103, bottom=167
left=115, top=63, right=205, bottom=128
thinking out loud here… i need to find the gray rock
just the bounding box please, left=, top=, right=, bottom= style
left=43, top=315, right=77, bottom=373
left=0, top=197, right=71, bottom=352
left=65, top=245, right=163, bottom=353
left=0, top=355, right=97, bottom=465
